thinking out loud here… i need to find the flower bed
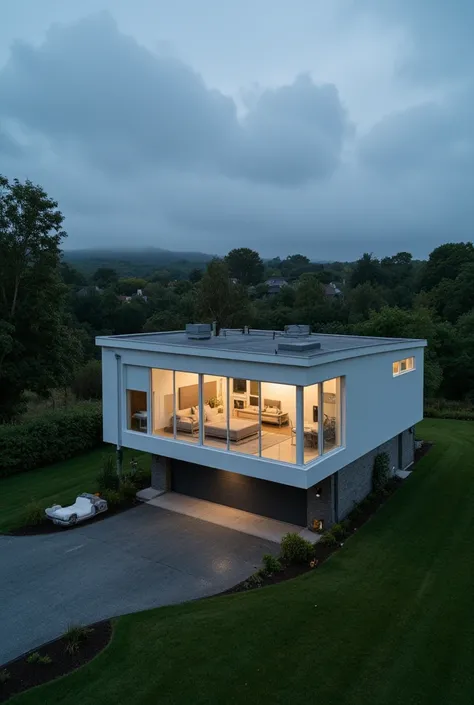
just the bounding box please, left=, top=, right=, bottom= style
left=0, top=621, right=112, bottom=703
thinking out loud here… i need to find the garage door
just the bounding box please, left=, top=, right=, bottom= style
left=171, top=460, right=307, bottom=526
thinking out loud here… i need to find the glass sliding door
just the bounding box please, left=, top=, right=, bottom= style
left=322, top=377, right=342, bottom=453
left=260, top=382, right=296, bottom=464
left=173, top=371, right=199, bottom=443
left=203, top=375, right=228, bottom=448
left=303, top=383, right=320, bottom=463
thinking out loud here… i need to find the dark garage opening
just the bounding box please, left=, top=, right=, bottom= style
left=171, top=460, right=307, bottom=526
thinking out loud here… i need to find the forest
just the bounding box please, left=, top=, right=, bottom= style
left=1, top=175, right=474, bottom=422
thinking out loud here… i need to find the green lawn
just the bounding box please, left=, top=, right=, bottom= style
left=10, top=419, right=474, bottom=705
left=0, top=447, right=151, bottom=533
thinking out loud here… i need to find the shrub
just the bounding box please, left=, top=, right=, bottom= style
left=26, top=652, right=52, bottom=665
left=0, top=403, right=102, bottom=479
left=97, top=455, right=119, bottom=492
left=130, top=464, right=151, bottom=490
left=101, top=489, right=122, bottom=509
left=64, top=624, right=94, bottom=654
left=331, top=523, right=345, bottom=540
left=319, top=531, right=337, bottom=547
left=119, top=478, right=138, bottom=502
left=24, top=500, right=45, bottom=526
left=373, top=452, right=390, bottom=492
left=262, top=554, right=282, bottom=575
left=0, top=669, right=10, bottom=684
left=341, top=519, right=352, bottom=533
left=242, top=573, right=263, bottom=590
left=280, top=533, right=314, bottom=564
left=71, top=360, right=102, bottom=400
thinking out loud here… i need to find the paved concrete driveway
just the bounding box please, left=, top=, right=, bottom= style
left=0, top=505, right=278, bottom=664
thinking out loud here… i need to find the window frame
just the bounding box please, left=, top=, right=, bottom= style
left=393, top=356, right=415, bottom=377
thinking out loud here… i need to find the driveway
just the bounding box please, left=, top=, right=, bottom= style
left=0, top=504, right=278, bottom=664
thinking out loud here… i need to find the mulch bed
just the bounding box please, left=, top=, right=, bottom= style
left=0, top=620, right=112, bottom=703
left=227, top=443, right=434, bottom=594
left=5, top=500, right=140, bottom=537
left=414, top=441, right=433, bottom=464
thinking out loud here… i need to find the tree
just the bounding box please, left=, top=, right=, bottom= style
left=225, top=248, right=264, bottom=285
left=189, top=268, right=203, bottom=284
left=420, top=242, right=474, bottom=292
left=347, top=282, right=386, bottom=322
left=116, top=277, right=147, bottom=296
left=92, top=267, right=118, bottom=288
left=0, top=176, right=83, bottom=420
left=350, top=253, right=385, bottom=289
left=197, top=259, right=252, bottom=330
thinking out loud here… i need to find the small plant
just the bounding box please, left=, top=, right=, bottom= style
left=0, top=669, right=10, bottom=684
left=97, top=455, right=120, bottom=492
left=101, top=489, right=122, bottom=508
left=319, top=531, right=338, bottom=547
left=341, top=519, right=352, bottom=533
left=280, top=533, right=314, bottom=564
left=373, top=452, right=390, bottom=492
left=26, top=652, right=52, bottom=665
left=262, top=554, right=282, bottom=576
left=331, top=523, right=346, bottom=540
left=242, top=573, right=263, bottom=590
left=64, top=624, right=94, bottom=654
left=24, top=499, right=45, bottom=526
left=119, top=478, right=138, bottom=502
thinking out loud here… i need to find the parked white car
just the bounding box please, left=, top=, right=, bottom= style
left=45, top=493, right=108, bottom=527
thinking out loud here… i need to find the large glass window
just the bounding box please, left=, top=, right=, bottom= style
left=260, top=382, right=296, bottom=464
left=322, top=377, right=342, bottom=453
left=127, top=390, right=148, bottom=433
left=151, top=368, right=174, bottom=438
left=303, top=383, right=320, bottom=463
left=228, top=378, right=261, bottom=455
left=203, top=375, right=228, bottom=448
left=173, top=371, right=200, bottom=444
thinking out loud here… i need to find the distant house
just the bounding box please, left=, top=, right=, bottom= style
left=265, top=277, right=288, bottom=295
left=323, top=282, right=342, bottom=298
left=118, top=289, right=148, bottom=304
left=77, top=285, right=102, bottom=297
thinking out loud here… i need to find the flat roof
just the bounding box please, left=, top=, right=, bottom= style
left=97, top=328, right=427, bottom=365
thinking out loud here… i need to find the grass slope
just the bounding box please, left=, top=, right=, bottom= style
left=0, top=447, right=150, bottom=533
left=10, top=419, right=474, bottom=705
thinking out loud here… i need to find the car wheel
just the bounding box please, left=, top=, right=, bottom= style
left=69, top=514, right=77, bottom=525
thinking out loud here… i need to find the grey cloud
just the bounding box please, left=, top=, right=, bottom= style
left=0, top=13, right=348, bottom=186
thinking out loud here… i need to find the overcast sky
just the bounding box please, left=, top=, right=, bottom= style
left=0, top=1, right=472, bottom=260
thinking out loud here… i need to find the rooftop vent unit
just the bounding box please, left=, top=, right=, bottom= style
left=278, top=340, right=321, bottom=354
left=186, top=323, right=212, bottom=340
left=284, top=324, right=311, bottom=337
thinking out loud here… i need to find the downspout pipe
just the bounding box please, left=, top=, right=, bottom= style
left=115, top=353, right=123, bottom=477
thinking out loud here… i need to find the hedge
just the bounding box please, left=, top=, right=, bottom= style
left=0, top=403, right=103, bottom=478
left=424, top=407, right=474, bottom=421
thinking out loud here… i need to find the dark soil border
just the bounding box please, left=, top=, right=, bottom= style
left=225, top=442, right=434, bottom=594
left=0, top=620, right=112, bottom=703
left=4, top=499, right=141, bottom=537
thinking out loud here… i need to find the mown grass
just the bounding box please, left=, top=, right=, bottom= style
left=9, top=419, right=474, bottom=705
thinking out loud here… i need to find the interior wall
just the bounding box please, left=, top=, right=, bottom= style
left=260, top=382, right=296, bottom=424
left=304, top=383, right=319, bottom=424
left=175, top=371, right=199, bottom=410
left=152, top=368, right=173, bottom=431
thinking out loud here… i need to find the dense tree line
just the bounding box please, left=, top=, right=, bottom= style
left=2, top=176, right=474, bottom=421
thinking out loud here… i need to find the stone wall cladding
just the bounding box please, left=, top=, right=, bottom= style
left=307, top=475, right=334, bottom=530
left=151, top=454, right=172, bottom=492
left=337, top=435, right=400, bottom=521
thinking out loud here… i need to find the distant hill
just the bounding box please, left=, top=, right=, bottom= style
left=63, top=247, right=214, bottom=278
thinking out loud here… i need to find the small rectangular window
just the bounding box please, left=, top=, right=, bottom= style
left=393, top=357, right=415, bottom=377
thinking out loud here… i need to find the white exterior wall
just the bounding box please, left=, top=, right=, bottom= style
left=100, top=343, right=424, bottom=489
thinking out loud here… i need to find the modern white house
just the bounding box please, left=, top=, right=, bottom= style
left=96, top=324, right=426, bottom=530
